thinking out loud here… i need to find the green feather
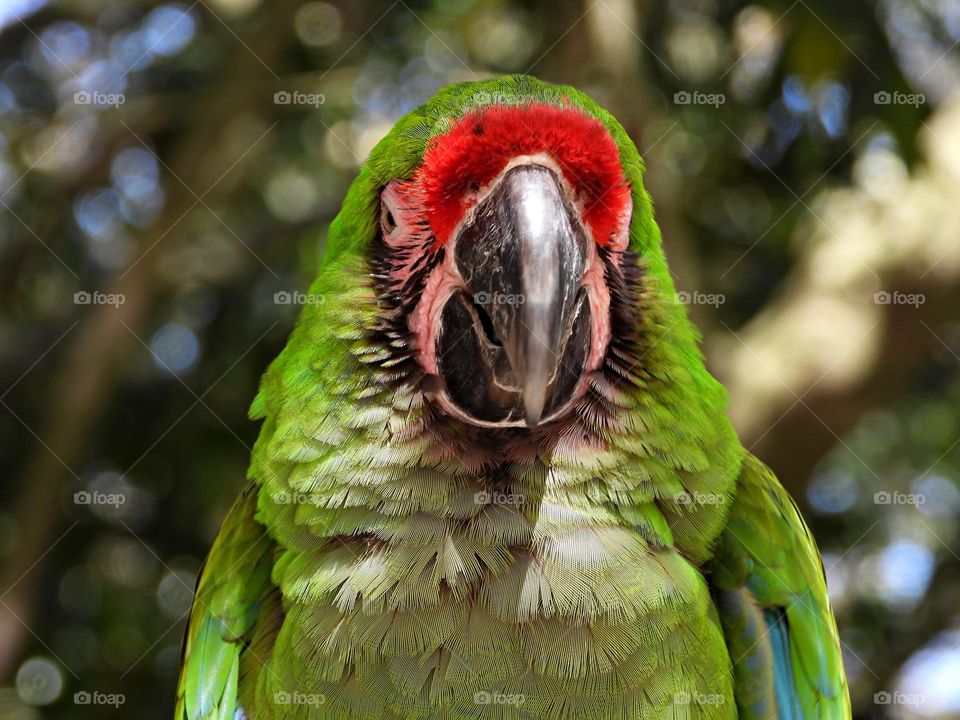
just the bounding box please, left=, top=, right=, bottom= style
left=176, top=485, right=277, bottom=720
left=183, top=615, right=232, bottom=719
left=711, top=455, right=850, bottom=719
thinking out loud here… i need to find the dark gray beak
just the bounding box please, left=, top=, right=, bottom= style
left=437, top=164, right=591, bottom=427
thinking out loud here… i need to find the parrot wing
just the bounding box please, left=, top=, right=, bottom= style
left=175, top=483, right=280, bottom=720
left=709, top=453, right=851, bottom=720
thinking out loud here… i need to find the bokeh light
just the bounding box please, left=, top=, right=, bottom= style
left=14, top=659, right=62, bottom=707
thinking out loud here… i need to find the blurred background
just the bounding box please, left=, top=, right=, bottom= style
left=0, top=0, right=958, bottom=717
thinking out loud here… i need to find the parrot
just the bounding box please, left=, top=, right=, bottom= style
left=175, top=75, right=850, bottom=720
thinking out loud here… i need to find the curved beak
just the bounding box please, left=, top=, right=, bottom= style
left=452, top=164, right=587, bottom=426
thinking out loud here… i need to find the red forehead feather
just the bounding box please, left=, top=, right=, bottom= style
left=418, top=103, right=631, bottom=247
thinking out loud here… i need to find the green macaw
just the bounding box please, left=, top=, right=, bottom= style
left=175, top=75, right=850, bottom=720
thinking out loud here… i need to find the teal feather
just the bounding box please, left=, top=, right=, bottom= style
left=765, top=609, right=804, bottom=720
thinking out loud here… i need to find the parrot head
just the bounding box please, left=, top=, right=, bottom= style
left=259, top=75, right=724, bottom=467
left=369, top=94, right=636, bottom=430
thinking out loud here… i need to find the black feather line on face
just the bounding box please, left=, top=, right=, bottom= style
left=367, top=232, right=438, bottom=384
left=598, top=246, right=652, bottom=391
